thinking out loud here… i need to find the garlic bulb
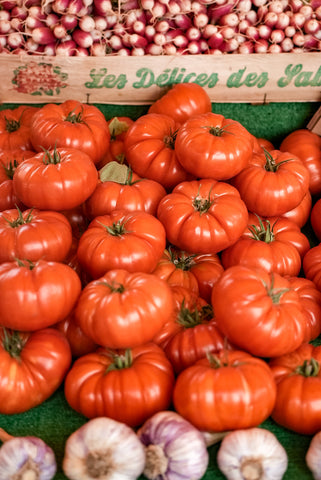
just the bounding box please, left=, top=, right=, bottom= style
left=62, top=417, right=146, bottom=480
left=137, top=410, right=209, bottom=480
left=0, top=428, right=57, bottom=480
left=217, top=428, right=288, bottom=480
left=306, top=431, right=321, bottom=479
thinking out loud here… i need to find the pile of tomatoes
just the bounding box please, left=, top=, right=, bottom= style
left=1, top=83, right=321, bottom=439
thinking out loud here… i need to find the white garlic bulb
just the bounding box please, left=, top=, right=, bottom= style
left=217, top=427, right=288, bottom=480
left=306, top=431, right=321, bottom=480
left=62, top=417, right=146, bottom=480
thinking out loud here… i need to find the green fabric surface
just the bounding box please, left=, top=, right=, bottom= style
left=0, top=100, right=320, bottom=480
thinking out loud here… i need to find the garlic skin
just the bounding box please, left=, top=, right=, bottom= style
left=217, top=428, right=288, bottom=480
left=62, top=417, right=146, bottom=480
left=306, top=431, right=321, bottom=480
left=0, top=435, right=57, bottom=480
left=137, top=410, right=209, bottom=480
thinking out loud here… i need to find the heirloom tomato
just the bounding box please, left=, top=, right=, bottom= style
left=0, top=207, right=72, bottom=263
left=12, top=147, right=98, bottom=211
left=77, top=210, right=166, bottom=279
left=211, top=266, right=307, bottom=358
left=270, top=343, right=321, bottom=435
left=55, top=310, right=97, bottom=358
left=29, top=100, right=110, bottom=164
left=0, top=327, right=71, bottom=414
left=64, top=343, right=175, bottom=427
left=232, top=149, right=310, bottom=217
left=157, top=178, right=248, bottom=254
left=74, top=268, right=175, bottom=349
left=162, top=294, right=229, bottom=374
left=280, top=128, right=321, bottom=196
left=124, top=113, right=191, bottom=190
left=84, top=163, right=166, bottom=219
left=0, top=259, right=81, bottom=331
left=281, top=191, right=312, bottom=228
left=173, top=349, right=277, bottom=432
left=152, top=246, right=224, bottom=302
left=303, top=244, right=321, bottom=291
left=148, top=82, right=212, bottom=125
left=0, top=149, right=35, bottom=211
left=174, top=112, right=254, bottom=180
left=287, top=276, right=321, bottom=343
left=0, top=105, right=38, bottom=151
left=221, top=214, right=310, bottom=277
left=97, top=116, right=134, bottom=168
left=310, top=198, right=321, bottom=242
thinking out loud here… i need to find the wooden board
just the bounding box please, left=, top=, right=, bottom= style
left=0, top=52, right=321, bottom=105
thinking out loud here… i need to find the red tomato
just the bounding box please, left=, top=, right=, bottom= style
left=60, top=205, right=89, bottom=240
left=211, top=265, right=307, bottom=358
left=152, top=246, right=224, bottom=302
left=0, top=105, right=38, bottom=151
left=232, top=149, right=310, bottom=217
left=221, top=214, right=310, bottom=277
left=162, top=295, right=229, bottom=374
left=77, top=210, right=166, bottom=279
left=148, top=82, right=212, bottom=125
left=173, top=349, right=277, bottom=432
left=96, top=116, right=134, bottom=169
left=12, top=147, right=98, bottom=211
left=0, top=259, right=81, bottom=331
left=287, top=276, right=321, bottom=343
left=0, top=207, right=72, bottom=263
left=74, top=269, right=175, bottom=349
left=303, top=243, right=321, bottom=291
left=310, top=198, right=321, bottom=242
left=29, top=100, right=110, bottom=164
left=281, top=191, right=312, bottom=228
left=0, top=149, right=35, bottom=211
left=252, top=136, right=274, bottom=154
left=270, top=343, right=321, bottom=435
left=280, top=128, right=321, bottom=196
left=0, top=327, right=71, bottom=414
left=84, top=164, right=166, bottom=219
left=124, top=113, right=192, bottom=191
left=64, top=343, right=175, bottom=427
left=157, top=178, right=249, bottom=254
left=174, top=112, right=254, bottom=180
left=55, top=310, right=97, bottom=358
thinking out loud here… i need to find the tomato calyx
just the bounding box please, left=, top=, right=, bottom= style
left=263, top=148, right=292, bottom=172
left=163, top=130, right=177, bottom=150
left=169, top=246, right=196, bottom=271
left=41, top=146, right=61, bottom=165
left=1, top=328, right=26, bottom=359
left=248, top=216, right=276, bottom=243
left=5, top=116, right=20, bottom=133
left=98, top=280, right=125, bottom=294
left=177, top=302, right=213, bottom=328
left=193, top=190, right=214, bottom=215
left=262, top=275, right=290, bottom=304
left=3, top=207, right=33, bottom=228
left=106, top=348, right=133, bottom=371
left=15, top=258, right=36, bottom=270
left=295, top=358, right=320, bottom=377
left=65, top=107, right=85, bottom=125
left=103, top=220, right=130, bottom=237
left=2, top=159, right=19, bottom=180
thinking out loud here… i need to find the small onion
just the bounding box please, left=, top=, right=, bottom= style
left=137, top=410, right=209, bottom=480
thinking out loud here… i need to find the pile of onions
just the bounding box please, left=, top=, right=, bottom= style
left=0, top=0, right=320, bottom=56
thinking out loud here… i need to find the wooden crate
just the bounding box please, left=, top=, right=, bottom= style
left=1, top=51, right=321, bottom=105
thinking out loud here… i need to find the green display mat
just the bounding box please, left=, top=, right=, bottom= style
left=0, top=100, right=320, bottom=479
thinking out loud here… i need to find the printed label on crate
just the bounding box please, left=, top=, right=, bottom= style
left=1, top=52, right=321, bottom=104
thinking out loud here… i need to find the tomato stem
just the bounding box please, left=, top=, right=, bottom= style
left=42, top=145, right=61, bottom=165
left=163, top=130, right=177, bottom=150
left=177, top=303, right=213, bottom=328
left=1, top=329, right=26, bottom=359
left=2, top=159, right=19, bottom=180
left=295, top=358, right=320, bottom=377
left=168, top=246, right=196, bottom=271
left=5, top=117, right=20, bottom=133
left=3, top=206, right=33, bottom=228
left=106, top=349, right=133, bottom=371
left=263, top=148, right=292, bottom=172
left=248, top=215, right=276, bottom=243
